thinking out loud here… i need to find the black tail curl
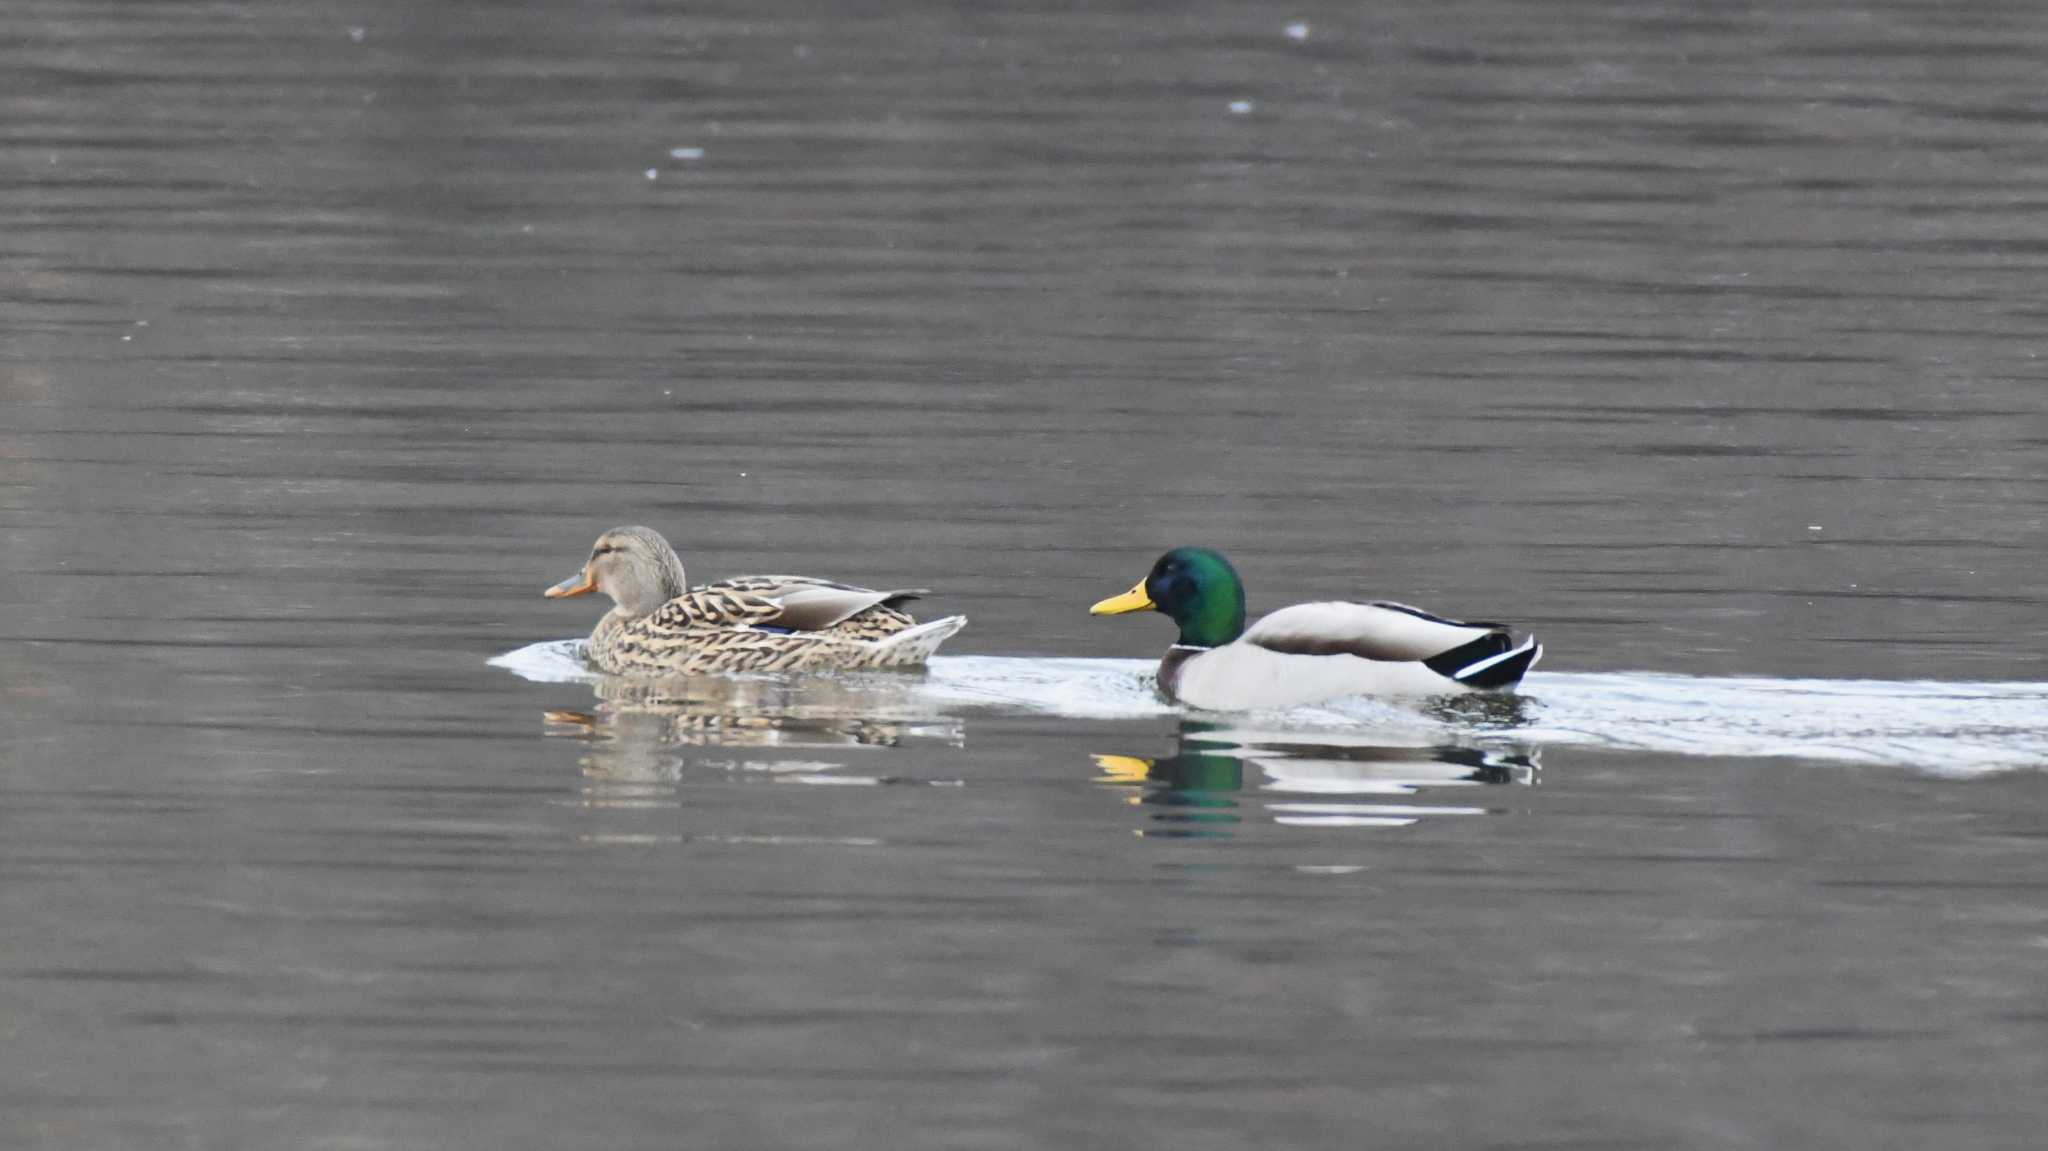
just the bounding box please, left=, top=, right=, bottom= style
left=1423, top=633, right=1542, bottom=689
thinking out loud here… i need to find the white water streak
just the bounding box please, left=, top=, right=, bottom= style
left=489, top=643, right=2048, bottom=775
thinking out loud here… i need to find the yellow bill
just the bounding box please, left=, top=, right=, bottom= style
left=1091, top=754, right=1155, bottom=784
left=1089, top=581, right=1154, bottom=615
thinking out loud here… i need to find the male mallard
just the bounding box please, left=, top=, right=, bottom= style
left=1090, top=547, right=1540, bottom=710
left=545, top=525, right=966, bottom=675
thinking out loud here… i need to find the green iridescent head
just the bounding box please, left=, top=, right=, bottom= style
left=1089, top=547, right=1247, bottom=648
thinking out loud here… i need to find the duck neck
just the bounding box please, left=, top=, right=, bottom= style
left=1174, top=593, right=1243, bottom=649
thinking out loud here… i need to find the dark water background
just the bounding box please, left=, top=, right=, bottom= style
left=5, top=1, right=2046, bottom=1147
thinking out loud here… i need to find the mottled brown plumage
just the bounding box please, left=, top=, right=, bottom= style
left=545, top=526, right=966, bottom=675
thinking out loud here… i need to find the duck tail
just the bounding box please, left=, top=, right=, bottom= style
left=1424, top=633, right=1542, bottom=690
left=863, top=615, right=968, bottom=667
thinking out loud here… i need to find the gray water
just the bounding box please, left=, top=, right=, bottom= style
left=7, top=1, right=2048, bottom=1147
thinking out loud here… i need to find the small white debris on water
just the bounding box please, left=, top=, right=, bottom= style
left=347, top=26, right=366, bottom=43
left=1808, top=525, right=1823, bottom=531
left=669, top=147, right=704, bottom=160
left=1229, top=99, right=1255, bottom=114
left=644, top=168, right=658, bottom=180
left=1285, top=22, right=1310, bottom=41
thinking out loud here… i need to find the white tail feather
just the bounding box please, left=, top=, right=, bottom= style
left=865, top=615, right=968, bottom=667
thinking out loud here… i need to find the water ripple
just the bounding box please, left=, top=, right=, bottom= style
left=492, top=642, right=2048, bottom=774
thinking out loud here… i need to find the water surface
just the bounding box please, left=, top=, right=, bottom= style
left=6, top=0, right=2047, bottom=1147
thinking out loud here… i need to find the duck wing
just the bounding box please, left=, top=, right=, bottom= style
left=697, top=575, right=928, bottom=633
left=1242, top=601, right=1509, bottom=662
left=1242, top=601, right=1541, bottom=689
left=646, top=588, right=788, bottom=630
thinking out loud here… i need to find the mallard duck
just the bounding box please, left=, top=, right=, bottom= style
left=1090, top=547, right=1540, bottom=710
left=544, top=525, right=966, bottom=675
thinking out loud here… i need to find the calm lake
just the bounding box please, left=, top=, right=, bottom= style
left=6, top=0, right=2046, bottom=1147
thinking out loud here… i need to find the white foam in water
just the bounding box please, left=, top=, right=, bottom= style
left=490, top=639, right=597, bottom=684
left=917, top=655, right=1175, bottom=719
left=1508, top=671, right=2048, bottom=775
left=489, top=644, right=2048, bottom=775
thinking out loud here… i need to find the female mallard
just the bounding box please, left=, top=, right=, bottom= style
left=1090, top=547, right=1540, bottom=710
left=545, top=525, right=966, bottom=675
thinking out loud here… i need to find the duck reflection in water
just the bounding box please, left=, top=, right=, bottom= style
left=1095, top=722, right=1539, bottom=838
left=543, top=671, right=964, bottom=799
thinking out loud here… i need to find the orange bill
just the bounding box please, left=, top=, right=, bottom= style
left=544, top=567, right=597, bottom=598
